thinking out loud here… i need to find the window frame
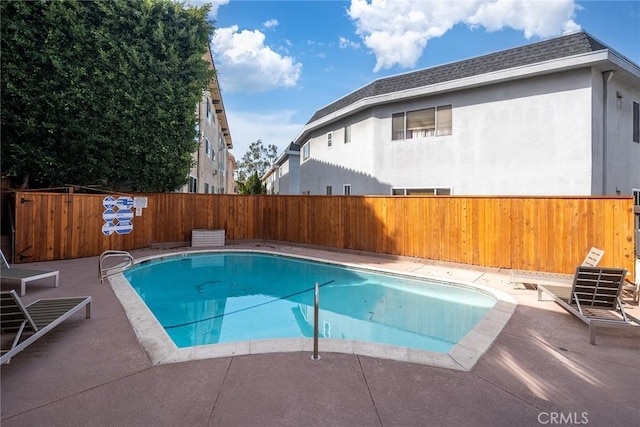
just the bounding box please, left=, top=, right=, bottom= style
left=344, top=125, right=351, bottom=144
left=391, top=187, right=452, bottom=195
left=343, top=184, right=351, bottom=196
left=392, top=113, right=405, bottom=141
left=188, top=176, right=198, bottom=193
left=302, top=142, right=310, bottom=161
left=205, top=138, right=211, bottom=158
left=406, top=108, right=435, bottom=138
left=392, top=104, right=452, bottom=140
left=436, top=105, right=452, bottom=136
left=327, top=132, right=333, bottom=148
left=633, top=101, right=639, bottom=143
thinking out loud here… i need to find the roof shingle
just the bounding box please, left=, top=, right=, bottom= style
left=307, top=32, right=607, bottom=124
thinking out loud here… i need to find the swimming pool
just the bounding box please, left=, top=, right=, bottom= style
left=111, top=248, right=516, bottom=370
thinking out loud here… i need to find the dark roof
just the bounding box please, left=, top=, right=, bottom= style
left=307, top=32, right=607, bottom=124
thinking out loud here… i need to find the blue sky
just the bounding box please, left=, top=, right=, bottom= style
left=196, top=0, right=640, bottom=159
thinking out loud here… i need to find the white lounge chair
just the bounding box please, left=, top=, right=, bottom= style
left=510, top=247, right=604, bottom=289
left=1, top=290, right=91, bottom=364
left=538, top=266, right=639, bottom=344
left=1, top=250, right=59, bottom=296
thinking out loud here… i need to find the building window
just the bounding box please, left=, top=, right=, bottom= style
left=326, top=186, right=332, bottom=195
left=392, top=113, right=405, bottom=140
left=343, top=184, right=351, bottom=195
left=633, top=101, right=639, bottom=143
left=391, top=187, right=452, bottom=195
left=436, top=105, right=452, bottom=136
left=206, top=98, right=211, bottom=122
left=204, top=183, right=209, bottom=193
left=205, top=138, right=211, bottom=157
left=327, top=132, right=333, bottom=148
left=392, top=105, right=452, bottom=140
left=194, top=122, right=200, bottom=142
left=188, top=176, right=197, bottom=193
left=302, top=142, right=310, bottom=161
left=344, top=125, right=351, bottom=143
left=407, top=108, right=435, bottom=138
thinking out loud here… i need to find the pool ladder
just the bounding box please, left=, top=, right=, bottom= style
left=99, top=250, right=134, bottom=284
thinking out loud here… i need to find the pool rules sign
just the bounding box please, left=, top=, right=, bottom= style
left=102, top=196, right=134, bottom=236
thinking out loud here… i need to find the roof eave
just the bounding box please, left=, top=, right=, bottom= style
left=205, top=46, right=233, bottom=150
left=294, top=50, right=626, bottom=145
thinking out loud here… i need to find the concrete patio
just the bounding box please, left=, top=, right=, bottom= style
left=1, top=243, right=639, bottom=426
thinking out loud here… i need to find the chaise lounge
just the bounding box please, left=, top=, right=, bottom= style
left=0, top=290, right=91, bottom=364
left=1, top=250, right=59, bottom=296
left=537, top=266, right=639, bottom=344
left=511, top=247, right=604, bottom=289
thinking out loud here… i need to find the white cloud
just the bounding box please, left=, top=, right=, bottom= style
left=227, top=110, right=302, bottom=159
left=263, top=19, right=279, bottom=29
left=347, top=0, right=581, bottom=71
left=212, top=25, right=302, bottom=93
left=208, top=0, right=230, bottom=17
left=466, top=0, right=581, bottom=38
left=338, top=36, right=361, bottom=49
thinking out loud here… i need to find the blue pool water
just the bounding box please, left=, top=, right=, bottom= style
left=124, top=252, right=496, bottom=353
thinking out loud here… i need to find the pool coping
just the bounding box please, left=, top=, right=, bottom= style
left=109, top=248, right=517, bottom=371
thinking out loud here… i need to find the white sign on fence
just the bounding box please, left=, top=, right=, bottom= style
left=102, top=196, right=134, bottom=236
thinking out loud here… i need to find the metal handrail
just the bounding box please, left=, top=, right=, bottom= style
left=311, top=282, right=321, bottom=360
left=99, top=250, right=134, bottom=283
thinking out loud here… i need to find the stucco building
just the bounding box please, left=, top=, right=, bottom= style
left=179, top=47, right=234, bottom=194
left=284, top=31, right=639, bottom=197
left=263, top=142, right=301, bottom=195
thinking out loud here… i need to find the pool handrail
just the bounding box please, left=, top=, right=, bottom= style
left=312, top=282, right=321, bottom=361
left=99, top=250, right=134, bottom=284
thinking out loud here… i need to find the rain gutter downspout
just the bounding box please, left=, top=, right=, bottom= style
left=602, top=70, right=615, bottom=195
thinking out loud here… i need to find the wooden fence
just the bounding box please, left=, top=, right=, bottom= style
left=12, top=192, right=636, bottom=276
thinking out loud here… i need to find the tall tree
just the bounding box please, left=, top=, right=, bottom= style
left=238, top=171, right=267, bottom=195
left=236, top=139, right=278, bottom=185
left=1, top=0, right=214, bottom=191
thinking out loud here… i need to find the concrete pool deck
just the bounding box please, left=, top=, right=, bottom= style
left=1, top=242, right=639, bottom=426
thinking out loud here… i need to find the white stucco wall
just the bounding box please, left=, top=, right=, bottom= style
left=384, top=70, right=594, bottom=195
left=286, top=154, right=301, bottom=194
left=299, top=110, right=388, bottom=195
left=602, top=73, right=640, bottom=195
left=272, top=154, right=302, bottom=195
left=300, top=69, right=601, bottom=195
